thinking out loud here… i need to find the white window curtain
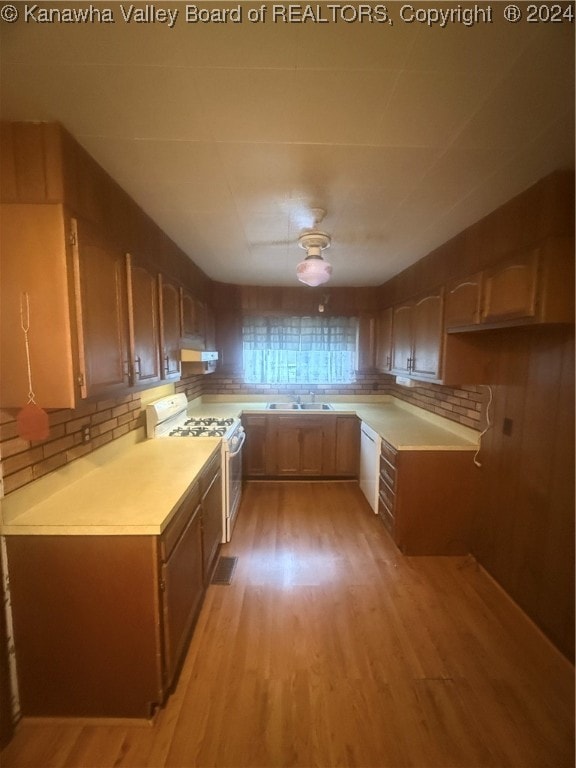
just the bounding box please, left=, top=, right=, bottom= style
left=243, top=315, right=357, bottom=384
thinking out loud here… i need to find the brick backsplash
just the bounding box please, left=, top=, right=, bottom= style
left=0, top=372, right=484, bottom=497
left=0, top=393, right=143, bottom=496
left=203, top=373, right=487, bottom=431
left=201, top=372, right=387, bottom=398
left=389, top=381, right=487, bottom=430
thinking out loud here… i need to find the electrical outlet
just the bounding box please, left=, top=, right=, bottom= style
left=82, top=425, right=91, bottom=443
left=503, top=417, right=513, bottom=436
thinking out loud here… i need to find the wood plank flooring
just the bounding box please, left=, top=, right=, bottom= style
left=2, top=481, right=574, bottom=767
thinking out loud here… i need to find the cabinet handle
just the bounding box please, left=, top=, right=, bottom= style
left=406, top=356, right=412, bottom=371
left=134, top=356, right=142, bottom=378
left=386, top=355, right=391, bottom=368
left=164, top=355, right=170, bottom=373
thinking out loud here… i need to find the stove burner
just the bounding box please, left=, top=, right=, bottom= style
left=168, top=418, right=234, bottom=438
left=184, top=417, right=234, bottom=428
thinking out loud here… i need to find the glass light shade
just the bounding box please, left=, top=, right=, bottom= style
left=296, top=256, right=332, bottom=287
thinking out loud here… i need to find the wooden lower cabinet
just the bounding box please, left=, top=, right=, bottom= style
left=335, top=416, right=360, bottom=476
left=5, top=535, right=165, bottom=718
left=242, top=415, right=270, bottom=477
left=242, top=414, right=359, bottom=478
left=4, top=456, right=223, bottom=719
left=275, top=415, right=328, bottom=476
left=160, top=481, right=203, bottom=692
left=200, top=452, right=222, bottom=584
left=378, top=440, right=478, bottom=555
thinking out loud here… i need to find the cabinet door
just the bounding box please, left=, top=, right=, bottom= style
left=274, top=416, right=327, bottom=475
left=275, top=420, right=302, bottom=475
left=375, top=307, right=393, bottom=373
left=299, top=418, right=326, bottom=475
left=411, top=291, right=443, bottom=380
left=0, top=203, right=78, bottom=408
left=481, top=251, right=539, bottom=324
left=445, top=273, right=482, bottom=330
left=204, top=305, right=216, bottom=349
left=201, top=463, right=222, bottom=583
left=335, top=416, right=359, bottom=476
left=72, top=218, right=131, bottom=398
left=356, top=313, right=376, bottom=372
left=242, top=415, right=269, bottom=477
left=159, top=275, right=181, bottom=380
left=181, top=289, right=206, bottom=347
left=127, top=254, right=161, bottom=386
left=161, top=503, right=203, bottom=690
left=391, top=303, right=412, bottom=375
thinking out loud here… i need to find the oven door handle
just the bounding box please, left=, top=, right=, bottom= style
left=227, top=430, right=246, bottom=459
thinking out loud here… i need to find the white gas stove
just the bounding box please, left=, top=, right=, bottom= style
left=145, top=394, right=245, bottom=542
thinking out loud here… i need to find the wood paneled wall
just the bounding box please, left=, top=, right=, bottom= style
left=378, top=170, right=574, bottom=305
left=376, top=170, right=575, bottom=661
left=0, top=121, right=210, bottom=297
left=472, top=325, right=574, bottom=661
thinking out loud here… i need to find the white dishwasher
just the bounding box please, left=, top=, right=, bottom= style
left=359, top=421, right=381, bottom=513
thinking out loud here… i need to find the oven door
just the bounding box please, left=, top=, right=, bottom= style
left=223, top=427, right=246, bottom=542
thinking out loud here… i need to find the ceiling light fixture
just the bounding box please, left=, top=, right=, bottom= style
left=296, top=231, right=332, bottom=287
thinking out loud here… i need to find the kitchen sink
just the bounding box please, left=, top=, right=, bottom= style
left=266, top=402, right=334, bottom=411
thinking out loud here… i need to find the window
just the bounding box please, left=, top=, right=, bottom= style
left=242, top=315, right=358, bottom=385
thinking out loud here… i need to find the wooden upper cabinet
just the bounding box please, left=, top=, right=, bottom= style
left=481, top=251, right=538, bottom=324
left=356, top=313, right=376, bottom=372
left=444, top=241, right=573, bottom=335
left=390, top=290, right=444, bottom=381
left=159, top=276, right=181, bottom=381
left=411, top=291, right=443, bottom=379
left=375, top=306, right=393, bottom=373
left=181, top=289, right=206, bottom=348
left=391, top=303, right=413, bottom=376
left=444, top=273, right=483, bottom=331
left=71, top=218, right=131, bottom=399
left=126, top=254, right=161, bottom=387
left=0, top=203, right=78, bottom=408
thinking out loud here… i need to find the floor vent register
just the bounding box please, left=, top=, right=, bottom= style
left=211, top=556, right=238, bottom=585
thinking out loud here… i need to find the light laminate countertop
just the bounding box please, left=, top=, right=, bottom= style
left=0, top=438, right=220, bottom=536
left=0, top=397, right=478, bottom=537
left=193, top=397, right=479, bottom=451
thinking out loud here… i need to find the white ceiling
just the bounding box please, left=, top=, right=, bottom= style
left=1, top=2, right=574, bottom=287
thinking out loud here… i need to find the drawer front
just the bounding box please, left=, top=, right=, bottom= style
left=378, top=492, right=395, bottom=536
left=200, top=451, right=221, bottom=496
left=379, top=474, right=395, bottom=507
left=379, top=456, right=396, bottom=490
left=381, top=439, right=397, bottom=468
left=161, top=481, right=200, bottom=562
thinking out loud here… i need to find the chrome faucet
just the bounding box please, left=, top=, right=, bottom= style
left=310, top=390, right=316, bottom=403
left=294, top=393, right=301, bottom=405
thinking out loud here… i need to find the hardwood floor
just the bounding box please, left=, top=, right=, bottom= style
left=2, top=481, right=574, bottom=767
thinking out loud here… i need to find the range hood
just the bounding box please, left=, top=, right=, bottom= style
left=180, top=349, right=218, bottom=374
left=180, top=350, right=218, bottom=363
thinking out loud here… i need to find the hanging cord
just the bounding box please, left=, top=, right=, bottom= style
left=20, top=292, right=37, bottom=405
left=473, top=384, right=493, bottom=468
